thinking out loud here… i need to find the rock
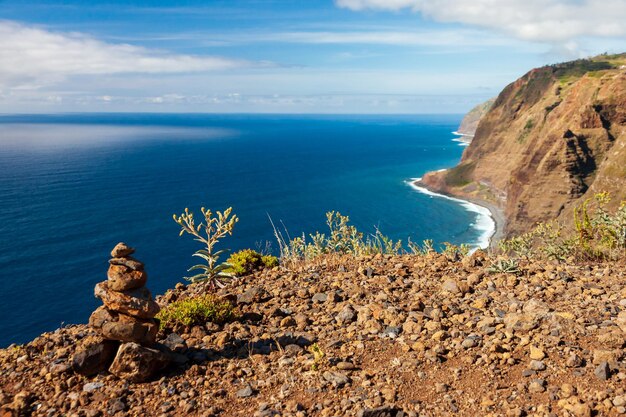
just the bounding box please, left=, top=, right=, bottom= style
left=561, top=383, right=576, bottom=398
left=110, top=242, right=135, bottom=258
left=236, top=384, right=255, bottom=398
left=108, top=398, right=127, bottom=414
left=101, top=315, right=159, bottom=345
left=322, top=371, right=350, bottom=387
left=83, top=382, right=104, bottom=393
left=237, top=286, right=269, bottom=304
left=435, top=383, right=449, bottom=393
left=336, top=361, right=355, bottom=371
left=107, top=264, right=147, bottom=291
left=529, top=345, right=546, bottom=360
left=90, top=307, right=158, bottom=345
left=312, top=293, right=328, bottom=303
left=94, top=281, right=160, bottom=319
left=592, top=349, right=620, bottom=367
left=72, top=337, right=119, bottom=376
left=594, top=361, right=610, bottom=381
left=566, top=353, right=583, bottom=368
left=109, top=257, right=144, bottom=271
left=442, top=279, right=460, bottom=293
left=357, top=407, right=403, bottom=417
left=108, top=342, right=170, bottom=383
left=162, top=333, right=187, bottom=352
left=335, top=305, right=356, bottom=324
left=280, top=316, right=296, bottom=328
left=530, top=360, right=546, bottom=371
left=616, top=311, right=626, bottom=333
left=528, top=379, right=546, bottom=393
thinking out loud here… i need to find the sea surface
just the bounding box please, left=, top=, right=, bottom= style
left=0, top=113, right=485, bottom=347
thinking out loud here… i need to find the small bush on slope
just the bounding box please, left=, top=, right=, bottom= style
left=157, top=294, right=237, bottom=330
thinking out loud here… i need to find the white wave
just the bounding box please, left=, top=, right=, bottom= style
left=406, top=178, right=495, bottom=250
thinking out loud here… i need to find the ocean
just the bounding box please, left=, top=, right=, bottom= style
left=0, top=113, right=490, bottom=347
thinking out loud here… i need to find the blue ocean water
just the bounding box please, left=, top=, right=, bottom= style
left=0, top=113, right=480, bottom=347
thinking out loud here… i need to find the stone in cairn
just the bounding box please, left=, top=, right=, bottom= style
left=90, top=243, right=160, bottom=345
left=73, top=243, right=170, bottom=382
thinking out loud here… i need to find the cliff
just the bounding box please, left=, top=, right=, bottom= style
left=455, top=98, right=495, bottom=137
left=423, top=54, right=626, bottom=237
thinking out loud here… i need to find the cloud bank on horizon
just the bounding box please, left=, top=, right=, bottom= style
left=336, top=0, right=626, bottom=42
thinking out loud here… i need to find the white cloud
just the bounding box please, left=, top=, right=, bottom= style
left=335, top=0, right=626, bottom=43
left=0, top=20, right=249, bottom=91
left=248, top=29, right=517, bottom=47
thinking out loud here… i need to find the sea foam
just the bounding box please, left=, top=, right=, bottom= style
left=407, top=178, right=495, bottom=249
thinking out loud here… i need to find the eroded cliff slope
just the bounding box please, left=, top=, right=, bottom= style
left=456, top=98, right=494, bottom=137
left=423, top=54, right=626, bottom=237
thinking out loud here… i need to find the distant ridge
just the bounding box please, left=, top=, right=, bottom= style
left=455, top=98, right=495, bottom=138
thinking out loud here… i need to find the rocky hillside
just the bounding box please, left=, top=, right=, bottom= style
left=422, top=54, right=626, bottom=237
left=1, top=250, right=626, bottom=416
left=456, top=98, right=495, bottom=137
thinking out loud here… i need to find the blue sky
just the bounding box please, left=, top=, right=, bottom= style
left=1, top=0, right=624, bottom=113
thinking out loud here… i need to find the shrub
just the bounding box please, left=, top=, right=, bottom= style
left=500, top=192, right=625, bottom=261
left=261, top=255, right=279, bottom=269
left=486, top=258, right=520, bottom=275
left=157, top=294, right=237, bottom=330
left=442, top=242, right=470, bottom=261
left=227, top=249, right=263, bottom=276
left=574, top=192, right=626, bottom=259
left=271, top=211, right=403, bottom=268
left=226, top=249, right=280, bottom=276
left=173, top=207, right=239, bottom=290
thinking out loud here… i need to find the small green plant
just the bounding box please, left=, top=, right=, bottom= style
left=574, top=192, right=626, bottom=259
left=173, top=207, right=239, bottom=289
left=271, top=211, right=404, bottom=268
left=157, top=294, right=237, bottom=330
left=226, top=249, right=279, bottom=276
left=261, top=255, right=279, bottom=268
left=308, top=343, right=326, bottom=371
left=486, top=258, right=520, bottom=275
left=442, top=242, right=470, bottom=261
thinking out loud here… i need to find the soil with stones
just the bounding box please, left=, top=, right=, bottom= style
left=2, top=251, right=626, bottom=417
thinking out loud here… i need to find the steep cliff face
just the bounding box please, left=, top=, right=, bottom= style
left=423, top=54, right=626, bottom=237
left=456, top=98, right=495, bottom=136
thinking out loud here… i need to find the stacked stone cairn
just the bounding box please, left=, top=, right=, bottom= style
left=72, top=243, right=170, bottom=382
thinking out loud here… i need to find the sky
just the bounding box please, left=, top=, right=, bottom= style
left=1, top=0, right=625, bottom=114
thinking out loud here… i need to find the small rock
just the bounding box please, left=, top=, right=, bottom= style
left=236, top=384, right=255, bottom=398
left=83, top=382, right=104, bottom=393
left=530, top=360, right=546, bottom=371
left=442, top=279, right=460, bottom=294
left=529, top=346, right=546, bottom=360
left=110, top=242, right=135, bottom=258
left=94, top=282, right=159, bottom=319
left=162, top=333, right=187, bottom=352
left=594, top=361, right=610, bottom=381
left=336, top=361, right=355, bottom=370
left=109, top=257, right=144, bottom=271
left=335, top=305, right=356, bottom=324
left=108, top=342, right=170, bottom=383
left=108, top=398, right=127, bottom=414
left=322, top=371, right=350, bottom=387
left=72, top=338, right=119, bottom=377
left=312, top=293, right=328, bottom=303
left=357, top=407, right=402, bottom=417
left=528, top=379, right=546, bottom=393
